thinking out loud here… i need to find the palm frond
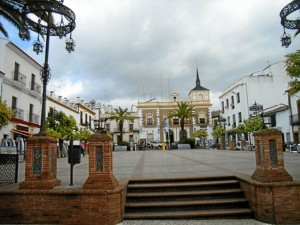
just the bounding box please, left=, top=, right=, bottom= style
left=0, top=23, right=8, bottom=37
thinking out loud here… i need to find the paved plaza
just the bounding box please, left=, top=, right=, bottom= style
left=2, top=149, right=300, bottom=224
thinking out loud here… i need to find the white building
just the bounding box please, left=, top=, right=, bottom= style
left=0, top=38, right=97, bottom=144
left=0, top=38, right=42, bottom=140
left=219, top=61, right=291, bottom=149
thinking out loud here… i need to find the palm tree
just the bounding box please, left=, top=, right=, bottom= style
left=109, top=107, right=133, bottom=143
left=169, top=102, right=194, bottom=141
left=0, top=0, right=54, bottom=40
left=0, top=0, right=30, bottom=39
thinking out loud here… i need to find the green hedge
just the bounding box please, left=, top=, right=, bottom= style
left=179, top=138, right=195, bottom=149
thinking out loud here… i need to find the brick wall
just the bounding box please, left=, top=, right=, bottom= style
left=238, top=175, right=300, bottom=224
left=0, top=183, right=126, bottom=225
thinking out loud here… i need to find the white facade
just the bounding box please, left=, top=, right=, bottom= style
left=219, top=61, right=291, bottom=145
left=0, top=38, right=42, bottom=139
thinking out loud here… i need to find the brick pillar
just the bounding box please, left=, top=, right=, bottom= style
left=83, top=134, right=118, bottom=190
left=251, top=129, right=293, bottom=182
left=20, top=133, right=61, bottom=189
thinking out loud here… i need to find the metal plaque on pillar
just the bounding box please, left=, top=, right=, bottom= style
left=257, top=141, right=262, bottom=166
left=32, top=147, right=42, bottom=174
left=96, top=146, right=103, bottom=172
left=269, top=140, right=278, bottom=166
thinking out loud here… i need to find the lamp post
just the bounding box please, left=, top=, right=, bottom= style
left=20, top=0, right=76, bottom=134
left=279, top=0, right=300, bottom=47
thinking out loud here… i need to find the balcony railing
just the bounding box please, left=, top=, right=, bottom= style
left=29, top=113, right=40, bottom=124
left=113, top=128, right=125, bottom=133
left=290, top=114, right=300, bottom=125
left=13, top=71, right=26, bottom=86
left=13, top=108, right=24, bottom=120
left=32, top=82, right=41, bottom=94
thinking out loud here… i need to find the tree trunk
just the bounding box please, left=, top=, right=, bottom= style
left=180, top=119, right=185, bottom=141
left=119, top=122, right=123, bottom=142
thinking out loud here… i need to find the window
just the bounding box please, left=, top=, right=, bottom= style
left=231, top=96, right=235, bottom=109
left=238, top=112, right=242, bottom=123
left=29, top=104, right=33, bottom=122
left=286, top=132, right=291, bottom=142
left=14, top=62, right=19, bottom=81
left=199, top=113, right=206, bottom=124
left=12, top=96, right=17, bottom=109
left=199, top=118, right=206, bottom=124
left=129, top=123, right=133, bottom=131
left=232, top=114, right=236, bottom=127
left=173, top=117, right=179, bottom=125
left=237, top=92, right=240, bottom=103
left=270, top=114, right=276, bottom=127
left=227, top=116, right=230, bottom=126
left=106, top=123, right=110, bottom=132
left=147, top=117, right=153, bottom=125
left=221, top=101, right=224, bottom=112
left=226, top=99, right=229, bottom=108
left=31, top=74, right=35, bottom=90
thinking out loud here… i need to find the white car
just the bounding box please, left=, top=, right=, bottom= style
left=150, top=141, right=162, bottom=149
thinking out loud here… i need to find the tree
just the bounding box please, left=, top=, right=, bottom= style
left=75, top=129, right=92, bottom=142
left=211, top=125, right=225, bottom=139
left=46, top=111, right=78, bottom=152
left=243, top=116, right=264, bottom=133
left=192, top=129, right=208, bottom=148
left=285, top=49, right=300, bottom=95
left=211, top=125, right=225, bottom=149
left=109, top=107, right=133, bottom=143
left=0, top=101, right=13, bottom=128
left=169, top=102, right=194, bottom=141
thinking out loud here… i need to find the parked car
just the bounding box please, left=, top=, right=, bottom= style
left=146, top=142, right=151, bottom=148
left=150, top=141, right=162, bottom=149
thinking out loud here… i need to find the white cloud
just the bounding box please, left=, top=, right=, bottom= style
left=3, top=0, right=299, bottom=110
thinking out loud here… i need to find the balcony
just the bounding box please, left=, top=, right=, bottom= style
left=113, top=128, right=125, bottom=133
left=32, top=82, right=41, bottom=94
left=81, top=122, right=91, bottom=127
left=29, top=113, right=40, bottom=124
left=290, top=114, right=300, bottom=125
left=13, top=108, right=24, bottom=120
left=13, top=71, right=26, bottom=86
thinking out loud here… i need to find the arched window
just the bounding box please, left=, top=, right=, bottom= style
left=199, top=113, right=206, bottom=124
left=147, top=116, right=153, bottom=125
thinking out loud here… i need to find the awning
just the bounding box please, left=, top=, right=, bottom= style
left=11, top=129, right=33, bottom=137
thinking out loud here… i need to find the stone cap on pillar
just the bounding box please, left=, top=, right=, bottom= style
left=89, top=134, right=112, bottom=142
left=253, top=128, right=282, bottom=136
left=27, top=133, right=57, bottom=144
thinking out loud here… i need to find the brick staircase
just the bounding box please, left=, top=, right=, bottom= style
left=123, top=176, right=253, bottom=220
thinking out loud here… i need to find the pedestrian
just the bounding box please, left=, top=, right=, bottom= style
left=80, top=141, right=85, bottom=157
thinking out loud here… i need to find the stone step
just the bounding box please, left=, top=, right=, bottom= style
left=125, top=198, right=249, bottom=212
left=126, top=188, right=244, bottom=202
left=124, top=208, right=253, bottom=220
left=127, top=180, right=240, bottom=193
left=124, top=176, right=253, bottom=220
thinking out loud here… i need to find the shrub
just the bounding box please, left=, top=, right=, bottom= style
left=179, top=138, right=195, bottom=149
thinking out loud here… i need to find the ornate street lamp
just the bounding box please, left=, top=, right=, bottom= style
left=65, top=33, right=76, bottom=53
left=281, top=30, right=292, bottom=48
left=33, top=34, right=44, bottom=54
left=249, top=101, right=263, bottom=117
left=279, top=0, right=300, bottom=47
left=20, top=0, right=76, bottom=134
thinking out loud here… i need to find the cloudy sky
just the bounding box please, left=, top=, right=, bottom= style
left=2, top=0, right=300, bottom=110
